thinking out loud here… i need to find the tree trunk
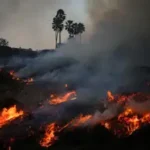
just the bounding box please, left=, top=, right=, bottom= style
left=55, top=31, right=58, bottom=49
left=59, top=32, right=61, bottom=45
left=80, top=33, right=82, bottom=44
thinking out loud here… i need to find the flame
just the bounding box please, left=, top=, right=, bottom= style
left=49, top=91, right=77, bottom=105
left=101, top=107, right=150, bottom=136
left=9, top=70, right=34, bottom=84
left=40, top=114, right=92, bottom=148
left=107, top=91, right=115, bottom=102
left=40, top=123, right=58, bottom=148
left=0, top=105, right=24, bottom=128
left=71, top=114, right=92, bottom=127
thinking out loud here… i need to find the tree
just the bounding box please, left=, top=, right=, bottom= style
left=72, top=23, right=79, bottom=36
left=56, top=9, right=66, bottom=45
left=0, top=38, right=9, bottom=47
left=77, top=23, right=85, bottom=43
left=52, top=9, right=66, bottom=49
left=65, top=20, right=74, bottom=39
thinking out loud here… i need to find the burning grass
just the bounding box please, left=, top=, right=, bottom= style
left=0, top=105, right=24, bottom=128
left=0, top=72, right=150, bottom=149
left=49, top=91, right=77, bottom=105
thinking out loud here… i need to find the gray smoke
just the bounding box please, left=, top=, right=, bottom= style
left=2, top=0, right=150, bottom=101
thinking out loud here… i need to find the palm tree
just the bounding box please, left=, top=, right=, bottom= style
left=52, top=9, right=66, bottom=49
left=72, top=23, right=79, bottom=36
left=52, top=17, right=59, bottom=48
left=65, top=20, right=74, bottom=39
left=77, top=23, right=85, bottom=43
left=56, top=9, right=66, bottom=45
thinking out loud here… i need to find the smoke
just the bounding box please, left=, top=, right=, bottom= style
left=2, top=0, right=150, bottom=101
left=128, top=100, right=150, bottom=114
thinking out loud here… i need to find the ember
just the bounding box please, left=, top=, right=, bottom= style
left=0, top=105, right=24, bottom=128
left=23, top=78, right=34, bottom=85
left=9, top=70, right=34, bottom=84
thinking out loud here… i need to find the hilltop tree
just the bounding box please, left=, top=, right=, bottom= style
left=77, top=23, right=85, bottom=43
left=65, top=20, right=74, bottom=39
left=0, top=38, right=9, bottom=47
left=72, top=23, right=79, bottom=36
left=52, top=9, right=66, bottom=48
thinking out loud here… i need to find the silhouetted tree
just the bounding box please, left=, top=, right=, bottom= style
left=52, top=9, right=66, bottom=48
left=0, top=38, right=9, bottom=47
left=77, top=23, right=85, bottom=43
left=56, top=9, right=66, bottom=45
left=72, top=23, right=79, bottom=36
left=65, top=20, right=74, bottom=39
left=52, top=17, right=60, bottom=48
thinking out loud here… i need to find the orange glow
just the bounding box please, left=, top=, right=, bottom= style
left=24, top=78, right=34, bottom=85
left=9, top=70, right=19, bottom=81
left=49, top=91, right=77, bottom=105
left=0, top=105, right=24, bottom=128
left=107, top=91, right=115, bottom=102
left=71, top=114, right=92, bottom=127
left=40, top=123, right=58, bottom=148
left=9, top=70, right=34, bottom=84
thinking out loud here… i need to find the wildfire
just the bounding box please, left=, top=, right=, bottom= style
left=49, top=91, right=77, bottom=105
left=40, top=114, right=92, bottom=148
left=40, top=123, right=58, bottom=148
left=0, top=105, right=24, bottom=128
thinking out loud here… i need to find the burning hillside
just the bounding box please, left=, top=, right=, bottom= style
left=0, top=80, right=150, bottom=150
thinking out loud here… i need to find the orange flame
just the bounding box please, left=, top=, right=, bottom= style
left=49, top=91, right=77, bottom=105
left=71, top=114, right=92, bottom=127
left=40, top=123, right=58, bottom=148
left=0, top=105, right=24, bottom=128
left=107, top=91, right=115, bottom=102
left=40, top=114, right=92, bottom=148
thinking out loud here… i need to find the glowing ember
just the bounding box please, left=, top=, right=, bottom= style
left=0, top=105, right=24, bottom=128
left=9, top=70, right=20, bottom=80
left=49, top=91, right=77, bottom=105
left=107, top=91, right=115, bottom=102
left=9, top=70, right=34, bottom=84
left=24, top=78, right=34, bottom=85
left=40, top=123, right=58, bottom=148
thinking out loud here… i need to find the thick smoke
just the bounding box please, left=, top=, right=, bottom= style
left=2, top=0, right=150, bottom=101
